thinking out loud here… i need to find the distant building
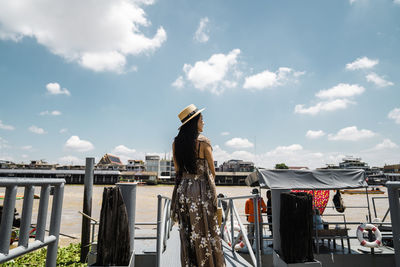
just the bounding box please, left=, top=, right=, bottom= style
left=218, top=159, right=255, bottom=172
left=126, top=160, right=145, bottom=172
left=339, top=156, right=369, bottom=170
left=145, top=155, right=160, bottom=176
left=97, top=154, right=124, bottom=170
left=0, top=160, right=14, bottom=169
left=384, top=164, right=400, bottom=173
left=159, top=159, right=175, bottom=180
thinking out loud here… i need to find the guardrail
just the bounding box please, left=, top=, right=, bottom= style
left=156, top=195, right=172, bottom=267
left=219, top=194, right=262, bottom=267
left=0, top=178, right=65, bottom=267
left=386, top=182, right=400, bottom=267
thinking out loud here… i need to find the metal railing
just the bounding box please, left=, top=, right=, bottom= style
left=386, top=182, right=400, bottom=267
left=219, top=194, right=262, bottom=267
left=156, top=195, right=172, bottom=267
left=0, top=178, right=65, bottom=267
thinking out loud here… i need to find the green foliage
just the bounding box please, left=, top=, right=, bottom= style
left=2, top=243, right=87, bottom=267
left=275, top=163, right=289, bottom=169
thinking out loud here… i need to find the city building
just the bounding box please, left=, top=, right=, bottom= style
left=126, top=160, right=145, bottom=172
left=97, top=154, right=124, bottom=170
left=159, top=159, right=175, bottom=180
left=383, top=164, right=400, bottom=173
left=218, top=159, right=255, bottom=172
left=145, top=155, right=160, bottom=176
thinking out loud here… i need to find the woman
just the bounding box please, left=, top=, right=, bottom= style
left=171, top=104, right=225, bottom=267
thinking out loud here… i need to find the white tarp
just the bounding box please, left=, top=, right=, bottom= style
left=245, top=169, right=367, bottom=189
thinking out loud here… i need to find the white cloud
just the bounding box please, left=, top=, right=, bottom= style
left=40, top=110, right=62, bottom=116
left=46, top=83, right=70, bottom=96
left=388, top=108, right=400, bottom=124
left=306, top=130, right=326, bottom=139
left=225, top=137, right=254, bottom=149
left=221, top=132, right=230, bottom=136
left=194, top=17, right=209, bottom=43
left=58, top=155, right=84, bottom=165
left=294, top=99, right=354, bottom=115
left=181, top=49, right=240, bottom=95
left=366, top=72, right=394, bottom=87
left=372, top=139, right=398, bottom=150
left=0, top=0, right=166, bottom=73
left=29, top=125, right=47, bottom=134
left=316, top=83, right=365, bottom=99
left=113, top=145, right=136, bottom=155
left=172, top=76, right=184, bottom=89
left=346, top=57, right=378, bottom=70
left=21, top=145, right=33, bottom=151
left=112, top=145, right=140, bottom=164
left=64, top=135, right=94, bottom=152
left=266, top=144, right=303, bottom=156
left=243, top=67, right=304, bottom=90
left=394, top=0, right=400, bottom=5
left=59, top=128, right=68, bottom=134
left=21, top=154, right=29, bottom=159
left=0, top=120, right=15, bottom=130
left=328, top=126, right=375, bottom=141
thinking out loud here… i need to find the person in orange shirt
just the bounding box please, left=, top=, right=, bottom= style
left=245, top=188, right=267, bottom=246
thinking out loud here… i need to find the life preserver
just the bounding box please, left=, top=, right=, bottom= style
left=356, top=223, right=382, bottom=248
left=224, top=222, right=247, bottom=250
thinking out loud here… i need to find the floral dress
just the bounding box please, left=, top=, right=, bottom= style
left=172, top=135, right=226, bottom=267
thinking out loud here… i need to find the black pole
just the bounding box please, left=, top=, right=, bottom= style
left=81, top=157, right=94, bottom=262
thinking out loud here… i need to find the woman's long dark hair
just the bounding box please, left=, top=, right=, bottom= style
left=174, top=114, right=200, bottom=175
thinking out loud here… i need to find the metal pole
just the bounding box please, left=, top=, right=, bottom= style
left=36, top=185, right=50, bottom=242
left=365, top=187, right=372, bottom=222
left=156, top=195, right=162, bottom=267
left=46, top=183, right=64, bottom=267
left=230, top=199, right=234, bottom=253
left=19, top=185, right=35, bottom=247
left=81, top=157, right=94, bottom=263
left=0, top=185, right=17, bottom=255
left=253, top=195, right=261, bottom=267
left=386, top=182, right=400, bottom=267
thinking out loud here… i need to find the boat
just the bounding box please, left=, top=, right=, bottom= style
left=341, top=188, right=384, bottom=195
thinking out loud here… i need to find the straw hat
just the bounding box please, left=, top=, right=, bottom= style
left=178, top=104, right=205, bottom=128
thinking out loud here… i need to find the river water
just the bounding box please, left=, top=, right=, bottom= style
left=2, top=184, right=391, bottom=247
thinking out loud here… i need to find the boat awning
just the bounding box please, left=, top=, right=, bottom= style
left=245, top=169, right=367, bottom=190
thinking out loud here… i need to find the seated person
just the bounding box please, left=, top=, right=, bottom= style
left=313, top=209, right=324, bottom=230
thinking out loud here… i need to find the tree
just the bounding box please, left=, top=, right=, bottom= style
left=275, top=163, right=289, bottom=169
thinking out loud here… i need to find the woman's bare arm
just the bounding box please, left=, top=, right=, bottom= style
left=203, top=143, right=216, bottom=177
left=172, top=142, right=179, bottom=173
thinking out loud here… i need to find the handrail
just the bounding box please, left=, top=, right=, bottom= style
left=156, top=195, right=172, bottom=267
left=219, top=194, right=262, bottom=267
left=386, top=182, right=400, bottom=267
left=0, top=177, right=65, bottom=267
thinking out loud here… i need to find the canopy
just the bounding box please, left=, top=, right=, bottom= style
left=245, top=169, right=367, bottom=190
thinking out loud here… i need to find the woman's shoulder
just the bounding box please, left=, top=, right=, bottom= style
left=197, top=134, right=211, bottom=146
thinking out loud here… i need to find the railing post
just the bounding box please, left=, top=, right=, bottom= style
left=387, top=182, right=400, bottom=267
left=46, top=183, right=64, bottom=267
left=36, top=185, right=50, bottom=242
left=156, top=195, right=162, bottom=267
left=81, top=157, right=94, bottom=263
left=230, top=199, right=234, bottom=252
left=0, top=185, right=17, bottom=255
left=253, top=195, right=261, bottom=267
left=19, top=185, right=35, bottom=247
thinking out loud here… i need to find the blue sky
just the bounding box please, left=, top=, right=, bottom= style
left=0, top=0, right=399, bottom=169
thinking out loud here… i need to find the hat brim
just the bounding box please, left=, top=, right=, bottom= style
left=178, top=108, right=205, bottom=129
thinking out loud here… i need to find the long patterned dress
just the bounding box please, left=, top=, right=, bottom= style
left=172, top=135, right=226, bottom=267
